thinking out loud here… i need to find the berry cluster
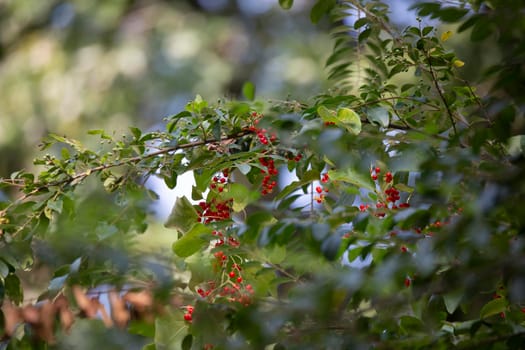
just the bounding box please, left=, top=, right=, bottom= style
left=183, top=305, right=194, bottom=322
left=197, top=198, right=232, bottom=224
left=314, top=173, right=330, bottom=203
left=197, top=170, right=232, bottom=224
left=248, top=112, right=277, bottom=146
left=259, top=157, right=278, bottom=195
left=369, top=167, right=410, bottom=212
left=194, top=249, right=254, bottom=306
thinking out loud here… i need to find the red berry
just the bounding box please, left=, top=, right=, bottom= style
left=184, top=313, right=192, bottom=322
left=375, top=167, right=381, bottom=174
left=371, top=174, right=378, bottom=180
left=404, top=277, right=411, bottom=288
left=229, top=271, right=236, bottom=278
left=316, top=186, right=323, bottom=194
left=237, top=277, right=243, bottom=283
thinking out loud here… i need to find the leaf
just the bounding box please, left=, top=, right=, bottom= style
left=278, top=0, right=293, bottom=10
left=367, top=107, right=389, bottom=128
left=237, top=163, right=251, bottom=175
left=453, top=59, right=465, bottom=67
left=310, top=0, right=336, bottom=24
left=0, top=260, right=9, bottom=279
left=443, top=290, right=463, bottom=314
left=223, top=183, right=260, bottom=212
left=337, top=108, right=361, bottom=135
left=441, top=30, right=452, bottom=41
left=242, top=81, right=256, bottom=101
left=165, top=197, right=199, bottom=233
left=329, top=168, right=375, bottom=192
left=172, top=223, right=213, bottom=258
left=130, top=126, right=142, bottom=140
left=437, top=7, right=468, bottom=23
left=480, top=298, right=507, bottom=319
left=5, top=273, right=23, bottom=305
left=155, top=312, right=189, bottom=350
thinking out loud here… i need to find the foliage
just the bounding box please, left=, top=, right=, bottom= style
left=1, top=0, right=525, bottom=349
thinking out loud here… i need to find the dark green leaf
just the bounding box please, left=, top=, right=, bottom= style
left=310, top=0, right=336, bottom=24
left=480, top=298, right=507, bottom=319
left=172, top=223, right=212, bottom=257
left=165, top=196, right=199, bottom=233
left=5, top=274, right=23, bottom=305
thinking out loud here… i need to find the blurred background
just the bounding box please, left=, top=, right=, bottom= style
left=0, top=0, right=335, bottom=178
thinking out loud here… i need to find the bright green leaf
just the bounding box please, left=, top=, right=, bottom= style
left=242, top=81, right=256, bottom=101
left=337, top=108, right=361, bottom=135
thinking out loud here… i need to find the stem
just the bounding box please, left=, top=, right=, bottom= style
left=425, top=50, right=458, bottom=135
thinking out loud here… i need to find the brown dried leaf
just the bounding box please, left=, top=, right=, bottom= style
left=122, top=290, right=153, bottom=311
left=38, top=301, right=56, bottom=344
left=109, top=290, right=130, bottom=328
left=2, top=301, right=22, bottom=336
left=72, top=286, right=97, bottom=318
left=92, top=298, right=113, bottom=328
left=21, top=304, right=40, bottom=324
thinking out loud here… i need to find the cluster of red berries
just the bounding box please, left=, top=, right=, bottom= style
left=248, top=112, right=277, bottom=146
left=197, top=198, right=232, bottom=224
left=209, top=170, right=229, bottom=193
left=211, top=230, right=240, bottom=248
left=183, top=305, right=194, bottom=322
left=314, top=173, right=330, bottom=203
left=369, top=167, right=410, bottom=212
left=195, top=250, right=254, bottom=306
left=259, top=157, right=278, bottom=195
left=196, top=170, right=233, bottom=224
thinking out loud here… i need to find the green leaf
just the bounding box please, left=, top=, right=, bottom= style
left=443, top=290, right=463, bottom=314
left=310, top=0, right=336, bottom=24
left=5, top=273, right=23, bottom=305
left=225, top=183, right=260, bottom=212
left=337, top=108, right=361, bottom=135
left=165, top=197, right=199, bottom=233
left=437, top=7, right=468, bottom=23
left=0, top=260, right=9, bottom=279
left=46, top=198, right=63, bottom=214
left=155, top=311, right=189, bottom=350
left=172, top=223, right=212, bottom=258
left=367, top=107, right=389, bottom=128
left=480, top=298, right=507, bottom=319
left=278, top=0, right=294, bottom=10
left=242, top=81, right=256, bottom=101
left=329, top=168, right=375, bottom=192
left=130, top=126, right=142, bottom=140
left=399, top=315, right=425, bottom=333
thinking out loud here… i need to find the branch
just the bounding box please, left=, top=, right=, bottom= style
left=9, top=130, right=252, bottom=205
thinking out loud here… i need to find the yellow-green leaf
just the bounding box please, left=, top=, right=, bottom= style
left=453, top=59, right=465, bottom=67
left=441, top=30, right=453, bottom=41
left=337, top=107, right=362, bottom=135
